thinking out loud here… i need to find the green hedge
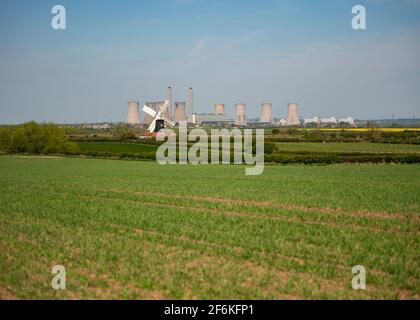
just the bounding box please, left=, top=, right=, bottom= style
left=265, top=153, right=420, bottom=164
left=0, top=122, right=78, bottom=155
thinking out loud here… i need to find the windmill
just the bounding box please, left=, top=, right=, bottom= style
left=143, top=100, right=175, bottom=133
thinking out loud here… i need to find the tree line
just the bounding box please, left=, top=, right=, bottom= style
left=0, top=122, right=78, bottom=154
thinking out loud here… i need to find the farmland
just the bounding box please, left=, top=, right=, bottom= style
left=77, top=142, right=157, bottom=153
left=274, top=142, right=420, bottom=154
left=0, top=156, right=419, bottom=299
left=77, top=141, right=420, bottom=155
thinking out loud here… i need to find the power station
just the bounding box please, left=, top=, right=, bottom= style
left=125, top=86, right=354, bottom=129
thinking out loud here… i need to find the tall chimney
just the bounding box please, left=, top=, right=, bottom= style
left=167, top=86, right=173, bottom=119
left=188, top=87, right=193, bottom=116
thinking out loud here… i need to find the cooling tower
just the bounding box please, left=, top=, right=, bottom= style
left=214, top=103, right=225, bottom=115
left=235, top=103, right=247, bottom=125
left=260, top=103, right=273, bottom=123
left=286, top=103, right=300, bottom=125
left=174, top=102, right=187, bottom=123
left=144, top=102, right=157, bottom=125
left=157, top=101, right=170, bottom=119
left=126, top=102, right=140, bottom=125
left=188, top=87, right=193, bottom=115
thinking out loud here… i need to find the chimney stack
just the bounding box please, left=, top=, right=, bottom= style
left=167, top=86, right=173, bottom=119
left=188, top=87, right=193, bottom=116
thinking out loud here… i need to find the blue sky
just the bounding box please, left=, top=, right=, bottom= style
left=0, top=0, right=419, bottom=123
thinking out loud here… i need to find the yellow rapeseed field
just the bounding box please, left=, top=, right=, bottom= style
left=301, top=128, right=420, bottom=132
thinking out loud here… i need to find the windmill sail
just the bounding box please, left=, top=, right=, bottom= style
left=143, top=100, right=175, bottom=133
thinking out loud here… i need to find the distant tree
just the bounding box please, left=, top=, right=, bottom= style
left=272, top=128, right=280, bottom=135
left=0, top=121, right=78, bottom=154
left=305, top=122, right=318, bottom=128
left=0, top=127, right=12, bottom=152
left=114, top=124, right=136, bottom=141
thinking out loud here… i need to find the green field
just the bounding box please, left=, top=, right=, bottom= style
left=275, top=142, right=420, bottom=154
left=77, top=142, right=158, bottom=153
left=0, top=156, right=419, bottom=299
left=77, top=141, right=420, bottom=156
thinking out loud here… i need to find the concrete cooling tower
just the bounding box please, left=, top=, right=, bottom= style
left=174, top=102, right=187, bottom=123
left=214, top=104, right=225, bottom=115
left=260, top=103, right=273, bottom=123
left=126, top=102, right=140, bottom=125
left=235, top=103, right=247, bottom=125
left=286, top=103, right=300, bottom=125
left=144, top=102, right=157, bottom=125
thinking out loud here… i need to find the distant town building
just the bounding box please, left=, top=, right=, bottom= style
left=338, top=117, right=355, bottom=125
left=83, top=123, right=111, bottom=129
left=304, top=116, right=355, bottom=127
left=277, top=119, right=287, bottom=126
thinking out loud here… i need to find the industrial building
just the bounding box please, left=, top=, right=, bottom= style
left=188, top=102, right=230, bottom=125
left=128, top=87, right=359, bottom=129
left=190, top=113, right=230, bottom=125
left=304, top=116, right=355, bottom=127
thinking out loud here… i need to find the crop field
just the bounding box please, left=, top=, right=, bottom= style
left=301, top=128, right=420, bottom=132
left=275, top=142, right=420, bottom=154
left=0, top=156, right=419, bottom=299
left=78, top=141, right=420, bottom=155
left=77, top=142, right=157, bottom=153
